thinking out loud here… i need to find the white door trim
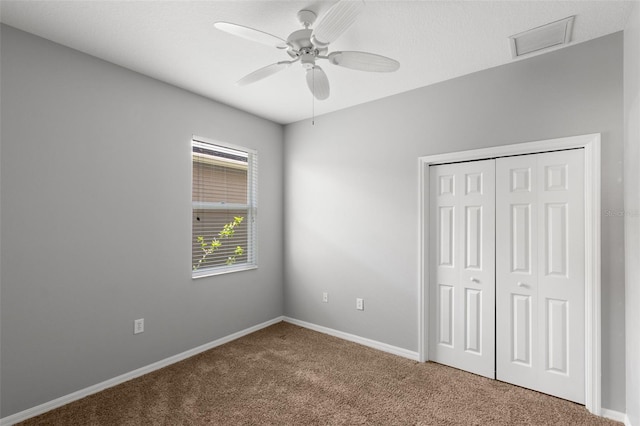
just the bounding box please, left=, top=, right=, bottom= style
left=418, top=133, right=601, bottom=415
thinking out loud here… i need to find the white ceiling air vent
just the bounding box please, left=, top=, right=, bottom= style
left=509, top=16, right=575, bottom=58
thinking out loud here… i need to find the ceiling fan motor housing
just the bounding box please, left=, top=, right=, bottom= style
left=300, top=49, right=316, bottom=69
left=286, top=28, right=328, bottom=66
left=287, top=29, right=314, bottom=50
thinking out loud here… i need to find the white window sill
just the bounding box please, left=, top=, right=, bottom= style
left=192, top=264, right=258, bottom=279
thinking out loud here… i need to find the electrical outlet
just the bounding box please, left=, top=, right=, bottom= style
left=356, top=298, right=364, bottom=311
left=134, top=318, right=144, bottom=334
left=322, top=292, right=328, bottom=303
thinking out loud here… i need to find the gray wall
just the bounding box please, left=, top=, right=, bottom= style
left=284, top=33, right=625, bottom=412
left=0, top=22, right=631, bottom=419
left=624, top=3, right=640, bottom=425
left=0, top=25, right=284, bottom=418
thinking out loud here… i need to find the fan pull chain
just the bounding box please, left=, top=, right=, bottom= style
left=312, top=69, right=315, bottom=126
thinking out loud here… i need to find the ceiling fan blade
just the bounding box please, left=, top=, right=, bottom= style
left=311, top=0, right=365, bottom=47
left=328, top=51, right=400, bottom=72
left=236, top=62, right=291, bottom=86
left=306, top=66, right=330, bottom=100
left=214, top=22, right=288, bottom=49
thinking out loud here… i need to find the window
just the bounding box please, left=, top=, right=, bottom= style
left=191, top=137, right=257, bottom=277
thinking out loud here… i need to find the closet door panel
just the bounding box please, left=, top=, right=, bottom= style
left=496, top=155, right=540, bottom=387
left=536, top=150, right=585, bottom=403
left=429, top=160, right=495, bottom=379
left=496, top=150, right=585, bottom=404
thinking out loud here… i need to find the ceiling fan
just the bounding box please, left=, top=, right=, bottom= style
left=214, top=0, right=400, bottom=100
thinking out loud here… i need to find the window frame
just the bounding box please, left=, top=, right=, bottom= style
left=191, top=135, right=258, bottom=279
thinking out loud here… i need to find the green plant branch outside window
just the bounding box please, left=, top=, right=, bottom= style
left=193, top=216, right=244, bottom=271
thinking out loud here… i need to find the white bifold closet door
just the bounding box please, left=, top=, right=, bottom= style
left=496, top=150, right=585, bottom=404
left=429, top=159, right=496, bottom=379
left=429, top=149, right=585, bottom=404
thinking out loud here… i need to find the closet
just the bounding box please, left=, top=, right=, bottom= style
left=428, top=149, right=585, bottom=404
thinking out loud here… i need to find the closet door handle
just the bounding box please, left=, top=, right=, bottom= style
left=517, top=282, right=527, bottom=288
left=470, top=277, right=479, bottom=283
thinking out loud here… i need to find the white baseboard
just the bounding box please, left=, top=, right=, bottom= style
left=601, top=408, right=628, bottom=424
left=2, top=316, right=619, bottom=425
left=283, top=316, right=420, bottom=361
left=0, top=316, right=285, bottom=426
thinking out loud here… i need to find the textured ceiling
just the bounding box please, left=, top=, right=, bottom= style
left=0, top=0, right=635, bottom=124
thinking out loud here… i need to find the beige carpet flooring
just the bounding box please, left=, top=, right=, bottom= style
left=19, top=322, right=620, bottom=425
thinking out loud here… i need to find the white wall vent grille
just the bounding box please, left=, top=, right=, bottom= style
left=509, top=16, right=575, bottom=58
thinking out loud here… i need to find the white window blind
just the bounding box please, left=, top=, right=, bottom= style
left=191, top=137, right=257, bottom=277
